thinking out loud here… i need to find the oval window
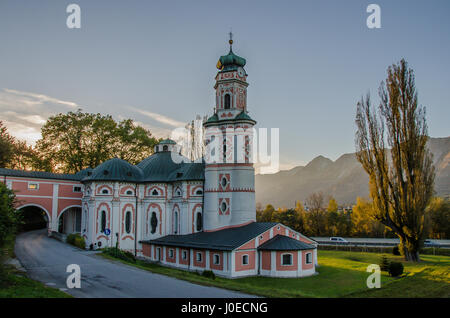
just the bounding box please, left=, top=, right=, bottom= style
left=101, top=210, right=106, bottom=233
left=125, top=211, right=131, bottom=234
left=221, top=201, right=227, bottom=212
left=150, top=212, right=158, bottom=234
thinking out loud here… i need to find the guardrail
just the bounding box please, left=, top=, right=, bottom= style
left=314, top=240, right=450, bottom=248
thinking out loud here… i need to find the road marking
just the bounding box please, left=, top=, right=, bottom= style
left=46, top=282, right=56, bottom=286
left=59, top=288, right=68, bottom=292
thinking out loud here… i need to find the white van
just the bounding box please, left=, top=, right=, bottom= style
left=330, top=237, right=348, bottom=243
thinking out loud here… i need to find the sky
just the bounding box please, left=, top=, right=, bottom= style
left=0, top=0, right=449, bottom=172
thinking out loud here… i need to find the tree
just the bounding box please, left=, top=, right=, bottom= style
left=0, top=182, right=21, bottom=248
left=351, top=197, right=384, bottom=237
left=259, top=204, right=275, bottom=222
left=305, top=192, right=327, bottom=236
left=355, top=59, right=435, bottom=261
left=35, top=110, right=159, bottom=173
left=327, top=197, right=338, bottom=213
left=425, top=197, right=450, bottom=239
left=0, top=121, right=15, bottom=168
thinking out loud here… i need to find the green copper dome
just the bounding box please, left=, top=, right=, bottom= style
left=217, top=48, right=246, bottom=72
left=82, top=158, right=143, bottom=182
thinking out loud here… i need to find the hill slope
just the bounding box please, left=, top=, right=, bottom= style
left=255, top=137, right=450, bottom=207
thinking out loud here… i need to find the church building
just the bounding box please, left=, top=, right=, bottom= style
left=0, top=37, right=317, bottom=278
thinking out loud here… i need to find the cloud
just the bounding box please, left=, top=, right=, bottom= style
left=0, top=88, right=79, bottom=145
left=3, top=88, right=78, bottom=108
left=128, top=106, right=186, bottom=128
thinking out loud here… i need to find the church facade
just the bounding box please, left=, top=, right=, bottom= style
left=0, top=39, right=317, bottom=278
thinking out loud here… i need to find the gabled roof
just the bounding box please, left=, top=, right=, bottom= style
left=257, top=234, right=316, bottom=251
left=140, top=222, right=278, bottom=251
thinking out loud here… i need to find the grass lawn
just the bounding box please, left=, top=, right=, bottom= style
left=0, top=234, right=72, bottom=298
left=101, top=250, right=450, bottom=298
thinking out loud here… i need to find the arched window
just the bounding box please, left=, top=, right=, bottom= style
left=152, top=189, right=159, bottom=196
left=195, top=189, right=203, bottom=195
left=102, top=189, right=109, bottom=194
left=224, top=94, right=231, bottom=109
left=163, top=145, right=168, bottom=151
left=101, top=210, right=106, bottom=233
left=196, top=212, right=202, bottom=232
left=125, top=211, right=131, bottom=234
left=174, top=211, right=178, bottom=234
left=126, top=190, right=133, bottom=195
left=150, top=212, right=158, bottom=234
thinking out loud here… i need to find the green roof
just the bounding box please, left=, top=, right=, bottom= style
left=82, top=158, right=143, bottom=182
left=141, top=222, right=278, bottom=251
left=159, top=138, right=176, bottom=145
left=137, top=151, right=204, bottom=182
left=0, top=168, right=82, bottom=181
left=235, top=111, right=256, bottom=122
left=219, top=48, right=246, bottom=72
left=205, top=113, right=219, bottom=124
left=257, top=234, right=316, bottom=251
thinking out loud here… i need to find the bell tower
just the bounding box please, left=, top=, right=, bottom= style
left=203, top=34, right=256, bottom=232
left=214, top=32, right=249, bottom=120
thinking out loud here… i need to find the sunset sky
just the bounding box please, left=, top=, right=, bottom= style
left=1, top=0, right=449, bottom=171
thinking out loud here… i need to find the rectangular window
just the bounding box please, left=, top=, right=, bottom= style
left=282, top=254, right=293, bottom=266
left=196, top=252, right=202, bottom=262
left=73, top=186, right=82, bottom=192
left=242, top=254, right=249, bottom=265
left=182, top=250, right=188, bottom=260
left=28, top=183, right=39, bottom=190
left=306, top=252, right=312, bottom=264
left=213, top=254, right=220, bottom=265
left=168, top=249, right=174, bottom=258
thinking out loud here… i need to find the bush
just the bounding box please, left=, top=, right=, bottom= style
left=388, top=262, right=404, bottom=277
left=379, top=255, right=390, bottom=272
left=103, top=247, right=136, bottom=263
left=74, top=236, right=86, bottom=249
left=201, top=270, right=216, bottom=280
left=66, top=233, right=85, bottom=249
left=392, top=245, right=401, bottom=256
left=66, top=233, right=76, bottom=245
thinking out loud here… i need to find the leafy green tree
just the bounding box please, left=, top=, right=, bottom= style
left=259, top=204, right=275, bottom=222
left=0, top=121, right=15, bottom=168
left=35, top=110, right=159, bottom=173
left=355, top=59, right=435, bottom=261
left=0, top=182, right=21, bottom=248
left=426, top=197, right=450, bottom=239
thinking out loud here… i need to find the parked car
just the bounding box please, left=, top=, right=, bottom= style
left=424, top=239, right=441, bottom=247
left=330, top=237, right=348, bottom=244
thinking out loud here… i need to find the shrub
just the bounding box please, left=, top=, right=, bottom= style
left=66, top=234, right=76, bottom=245
left=392, top=245, right=401, bottom=256
left=201, top=270, right=216, bottom=280
left=388, top=262, right=404, bottom=277
left=379, top=255, right=390, bottom=272
left=74, top=236, right=86, bottom=249
left=66, top=233, right=85, bottom=249
left=103, top=247, right=136, bottom=263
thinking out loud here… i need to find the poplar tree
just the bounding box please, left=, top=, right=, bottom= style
left=355, top=59, right=435, bottom=261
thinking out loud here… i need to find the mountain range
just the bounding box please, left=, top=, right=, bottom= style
left=255, top=137, right=450, bottom=208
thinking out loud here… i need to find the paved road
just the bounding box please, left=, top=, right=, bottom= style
left=15, top=229, right=254, bottom=298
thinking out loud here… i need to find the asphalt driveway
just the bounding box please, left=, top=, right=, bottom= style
left=14, top=229, right=254, bottom=298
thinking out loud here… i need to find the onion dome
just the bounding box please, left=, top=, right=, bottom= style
left=216, top=32, right=246, bottom=71
left=82, top=158, right=143, bottom=182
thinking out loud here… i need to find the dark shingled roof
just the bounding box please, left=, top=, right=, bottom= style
left=257, top=234, right=316, bottom=251
left=82, top=158, right=143, bottom=183
left=140, top=222, right=278, bottom=251
left=0, top=168, right=81, bottom=181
